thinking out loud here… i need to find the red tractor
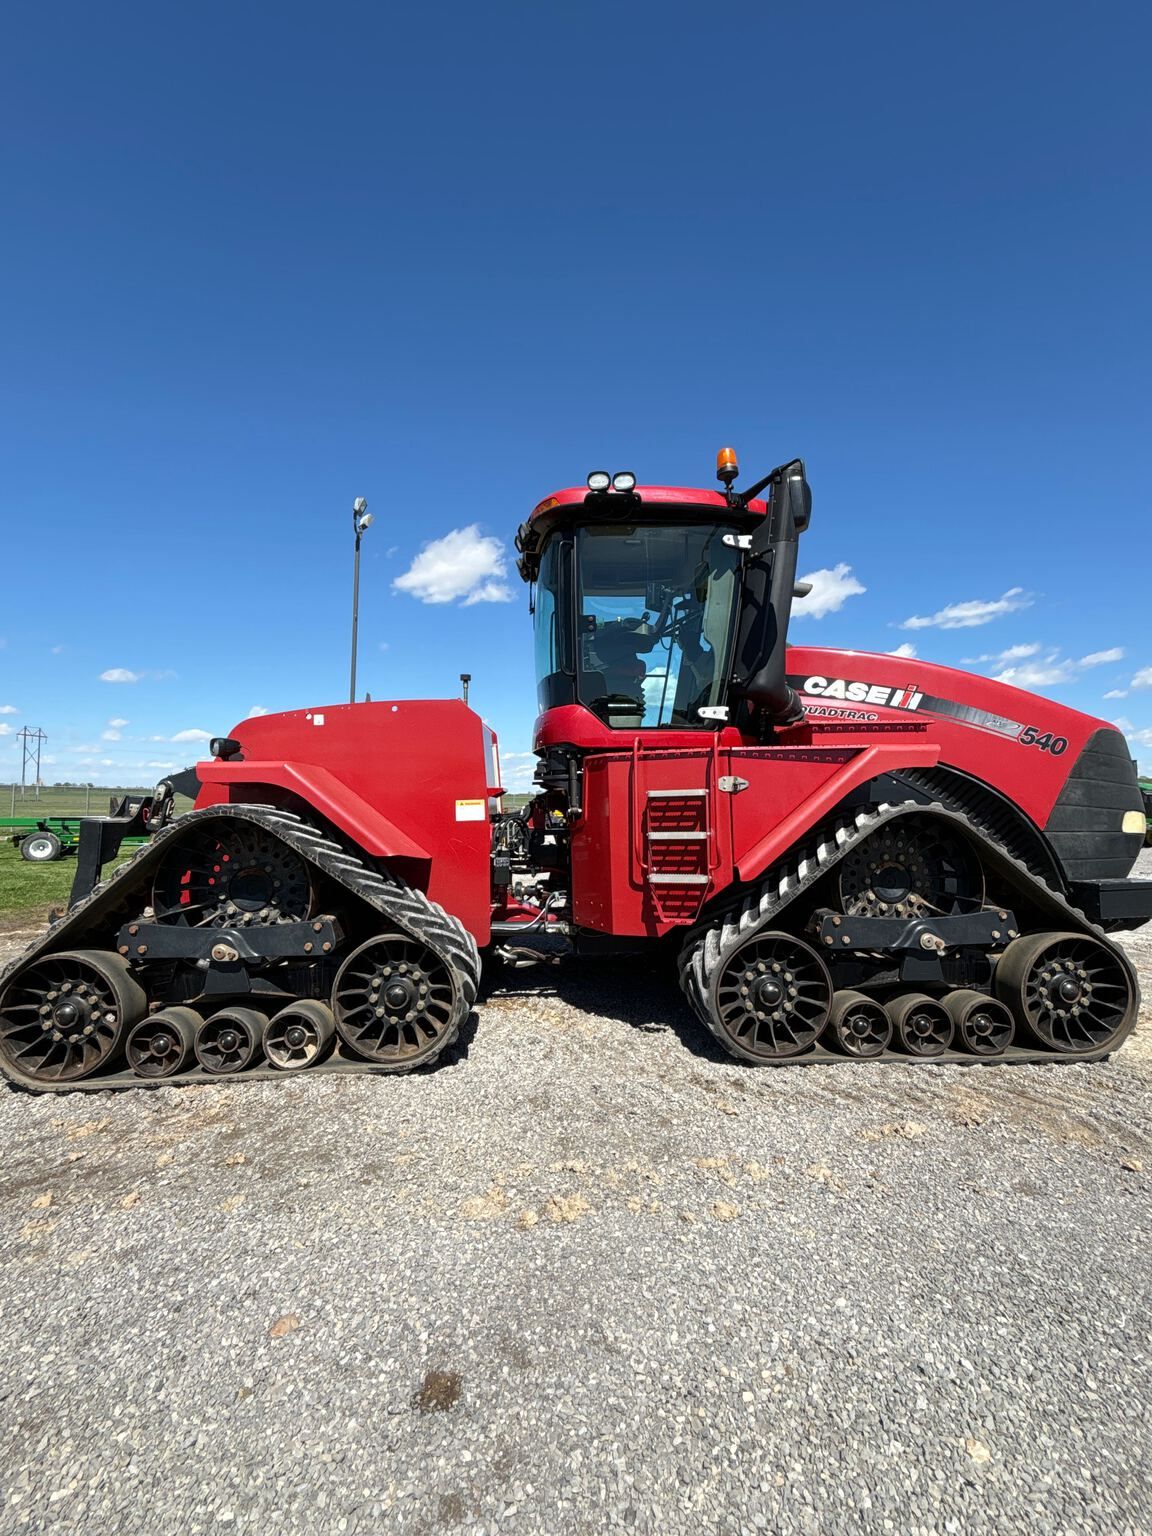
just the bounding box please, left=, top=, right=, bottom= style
left=2, top=451, right=1148, bottom=1089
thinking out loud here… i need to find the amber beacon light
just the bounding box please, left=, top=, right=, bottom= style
left=716, top=446, right=739, bottom=486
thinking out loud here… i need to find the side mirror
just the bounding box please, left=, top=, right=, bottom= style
left=788, top=470, right=812, bottom=533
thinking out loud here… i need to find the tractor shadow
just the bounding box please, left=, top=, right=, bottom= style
left=477, top=945, right=733, bottom=1065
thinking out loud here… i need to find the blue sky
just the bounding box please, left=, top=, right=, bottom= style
left=1, top=1, right=1149, bottom=793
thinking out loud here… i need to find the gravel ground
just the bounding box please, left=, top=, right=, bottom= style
left=1, top=857, right=1150, bottom=1535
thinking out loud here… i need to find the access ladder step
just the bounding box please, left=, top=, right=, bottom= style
left=646, top=788, right=708, bottom=799
left=647, top=873, right=710, bottom=886
left=647, top=830, right=709, bottom=842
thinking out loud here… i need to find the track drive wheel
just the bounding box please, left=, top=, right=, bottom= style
left=705, top=931, right=832, bottom=1063
left=827, top=990, right=892, bottom=1058
left=0, top=950, right=145, bottom=1084
left=887, top=993, right=953, bottom=1057
left=994, top=932, right=1136, bottom=1054
left=194, top=1008, right=266, bottom=1074
left=264, top=1001, right=335, bottom=1070
left=333, top=933, right=463, bottom=1068
left=152, top=820, right=314, bottom=928
left=126, top=1007, right=201, bottom=1078
left=944, top=990, right=1014, bottom=1056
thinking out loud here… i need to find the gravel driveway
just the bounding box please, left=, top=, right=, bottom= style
left=1, top=857, right=1150, bottom=1535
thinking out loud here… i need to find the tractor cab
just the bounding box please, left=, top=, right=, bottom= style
left=516, top=454, right=813, bottom=745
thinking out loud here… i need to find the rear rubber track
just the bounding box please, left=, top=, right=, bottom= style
left=0, top=803, right=481, bottom=1093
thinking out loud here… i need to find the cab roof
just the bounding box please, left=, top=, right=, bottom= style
left=516, top=484, right=770, bottom=583
left=528, top=484, right=769, bottom=523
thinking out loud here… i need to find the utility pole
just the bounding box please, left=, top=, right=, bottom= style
left=18, top=727, right=47, bottom=800
left=460, top=673, right=471, bottom=706
left=349, top=496, right=373, bottom=704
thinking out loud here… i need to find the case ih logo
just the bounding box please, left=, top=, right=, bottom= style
left=801, top=675, right=924, bottom=711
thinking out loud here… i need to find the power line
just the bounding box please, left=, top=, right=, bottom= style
left=17, top=726, right=47, bottom=800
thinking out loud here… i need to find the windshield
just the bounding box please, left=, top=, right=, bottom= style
left=575, top=523, right=739, bottom=728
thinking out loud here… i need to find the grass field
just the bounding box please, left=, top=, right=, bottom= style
left=0, top=784, right=151, bottom=820
left=0, top=841, right=135, bottom=925
left=0, top=785, right=171, bottom=924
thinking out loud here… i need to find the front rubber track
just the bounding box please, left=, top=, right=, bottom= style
left=678, top=798, right=1140, bottom=1067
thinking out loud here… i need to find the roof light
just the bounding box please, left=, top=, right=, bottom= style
left=587, top=471, right=611, bottom=492
left=612, top=471, right=636, bottom=492
left=716, top=446, right=739, bottom=486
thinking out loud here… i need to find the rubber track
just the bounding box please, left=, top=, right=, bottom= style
left=0, top=804, right=481, bottom=1093
left=677, top=799, right=1141, bottom=1065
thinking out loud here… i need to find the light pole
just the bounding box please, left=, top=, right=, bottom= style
left=349, top=496, right=373, bottom=703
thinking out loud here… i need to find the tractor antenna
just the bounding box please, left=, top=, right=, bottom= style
left=460, top=672, right=471, bottom=706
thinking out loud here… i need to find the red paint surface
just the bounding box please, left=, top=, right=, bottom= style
left=194, top=699, right=497, bottom=944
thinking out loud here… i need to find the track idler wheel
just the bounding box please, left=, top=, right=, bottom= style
left=333, top=933, right=463, bottom=1068
left=263, top=1001, right=335, bottom=1070
left=944, top=990, right=1014, bottom=1057
left=194, top=1008, right=266, bottom=1074
left=994, top=931, right=1136, bottom=1054
left=0, top=950, right=145, bottom=1084
left=887, top=993, right=954, bottom=1057
left=706, top=931, right=832, bottom=1063
left=827, top=990, right=892, bottom=1058
left=126, top=1007, right=201, bottom=1078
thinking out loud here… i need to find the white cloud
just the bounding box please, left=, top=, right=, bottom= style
left=995, top=660, right=1075, bottom=689
left=144, top=760, right=177, bottom=770
left=901, top=587, right=1032, bottom=631
left=101, top=729, right=123, bottom=742
left=973, top=643, right=1132, bottom=694
left=0, top=705, right=17, bottom=715
left=1104, top=689, right=1128, bottom=700
left=99, top=667, right=175, bottom=684
left=392, top=525, right=513, bottom=606
left=1131, top=666, right=1152, bottom=690
left=793, top=563, right=866, bottom=620
left=170, top=728, right=213, bottom=743
left=887, top=642, right=917, bottom=659
left=107, top=716, right=129, bottom=728
left=0, top=723, right=11, bottom=737
left=1078, top=647, right=1124, bottom=668
left=50, top=645, right=65, bottom=655
left=969, top=642, right=1043, bottom=664
left=248, top=706, right=269, bottom=717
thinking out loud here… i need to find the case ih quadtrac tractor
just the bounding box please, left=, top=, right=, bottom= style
left=2, top=451, right=1149, bottom=1090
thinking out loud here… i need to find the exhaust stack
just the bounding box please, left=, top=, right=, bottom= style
left=728, top=458, right=813, bottom=730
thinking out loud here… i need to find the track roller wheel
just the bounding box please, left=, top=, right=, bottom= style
left=827, top=990, right=892, bottom=1058
left=994, top=931, right=1136, bottom=1054
left=944, top=990, right=1014, bottom=1056
left=706, top=931, right=832, bottom=1063
left=126, top=1007, right=201, bottom=1078
left=194, top=1008, right=266, bottom=1074
left=887, top=993, right=953, bottom=1057
left=263, top=1001, right=335, bottom=1070
left=333, top=933, right=463, bottom=1068
left=0, top=950, right=145, bottom=1084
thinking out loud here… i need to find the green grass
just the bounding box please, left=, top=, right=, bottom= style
left=0, top=840, right=135, bottom=923
left=0, top=784, right=152, bottom=821
left=0, top=785, right=194, bottom=922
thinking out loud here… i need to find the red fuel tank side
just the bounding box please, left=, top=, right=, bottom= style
left=786, top=645, right=1125, bottom=829
left=192, top=699, right=499, bottom=944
